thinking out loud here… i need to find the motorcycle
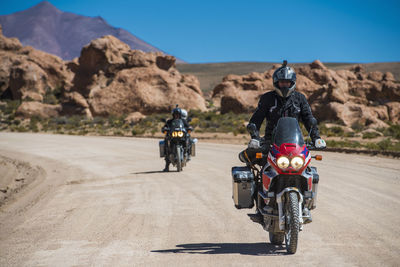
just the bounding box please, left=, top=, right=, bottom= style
left=159, top=118, right=196, bottom=172
left=232, top=117, right=323, bottom=254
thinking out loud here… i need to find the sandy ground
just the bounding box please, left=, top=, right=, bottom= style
left=0, top=132, right=399, bottom=266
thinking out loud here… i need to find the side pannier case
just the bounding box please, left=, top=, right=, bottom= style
left=159, top=140, right=165, bottom=157
left=232, top=166, right=255, bottom=209
left=191, top=138, right=198, bottom=156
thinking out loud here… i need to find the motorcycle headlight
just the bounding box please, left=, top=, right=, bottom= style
left=172, top=131, right=177, bottom=137
left=277, top=156, right=290, bottom=169
left=178, top=131, right=184, bottom=137
left=291, top=156, right=304, bottom=170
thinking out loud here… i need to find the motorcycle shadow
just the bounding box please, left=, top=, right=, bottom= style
left=132, top=170, right=174, bottom=174
left=151, top=242, right=287, bottom=256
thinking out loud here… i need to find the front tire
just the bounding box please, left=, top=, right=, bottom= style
left=285, top=191, right=300, bottom=254
left=176, top=146, right=182, bottom=172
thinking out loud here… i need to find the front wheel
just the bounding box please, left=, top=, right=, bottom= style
left=285, top=191, right=300, bottom=254
left=176, top=146, right=182, bottom=172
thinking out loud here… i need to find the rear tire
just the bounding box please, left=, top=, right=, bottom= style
left=285, top=191, right=300, bottom=254
left=269, top=232, right=284, bottom=245
left=176, top=146, right=182, bottom=172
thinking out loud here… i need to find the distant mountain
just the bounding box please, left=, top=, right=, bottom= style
left=0, top=1, right=183, bottom=62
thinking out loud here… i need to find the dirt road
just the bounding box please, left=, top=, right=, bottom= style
left=0, top=132, right=399, bottom=266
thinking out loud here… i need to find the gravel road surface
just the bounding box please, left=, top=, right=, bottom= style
left=0, top=133, right=399, bottom=266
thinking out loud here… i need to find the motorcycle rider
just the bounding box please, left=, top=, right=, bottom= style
left=244, top=60, right=326, bottom=221
left=162, top=106, right=191, bottom=172
left=180, top=109, right=195, bottom=158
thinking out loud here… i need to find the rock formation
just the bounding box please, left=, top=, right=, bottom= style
left=0, top=27, right=205, bottom=119
left=212, top=60, right=400, bottom=128
left=0, top=25, right=72, bottom=111
left=66, top=35, right=206, bottom=117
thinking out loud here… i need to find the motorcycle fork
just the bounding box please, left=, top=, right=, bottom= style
left=276, top=188, right=304, bottom=231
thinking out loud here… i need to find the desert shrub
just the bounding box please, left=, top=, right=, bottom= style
left=382, top=124, right=400, bottom=140
left=344, top=131, right=356, bottom=137
left=113, top=130, right=124, bottom=136
left=108, top=115, right=126, bottom=128
left=10, top=125, right=28, bottom=132
left=361, top=137, right=400, bottom=152
left=29, top=117, right=39, bottom=132
left=77, top=130, right=89, bottom=135
left=364, top=143, right=379, bottom=150
left=362, top=131, right=380, bottom=139
left=4, top=100, right=21, bottom=115
left=92, top=117, right=106, bottom=125
left=351, top=122, right=365, bottom=132
left=52, top=116, right=68, bottom=125
left=329, top=126, right=344, bottom=136
left=67, top=115, right=84, bottom=128
left=326, top=139, right=362, bottom=149
left=43, top=87, right=61, bottom=104
left=131, top=125, right=145, bottom=136
left=377, top=138, right=392, bottom=151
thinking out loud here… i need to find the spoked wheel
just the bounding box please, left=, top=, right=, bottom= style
left=269, top=232, right=284, bottom=245
left=285, top=191, right=300, bottom=254
left=176, top=146, right=182, bottom=172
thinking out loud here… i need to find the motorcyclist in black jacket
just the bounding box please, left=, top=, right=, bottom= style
left=248, top=60, right=326, bottom=151
left=162, top=107, right=191, bottom=172
left=243, top=60, right=326, bottom=222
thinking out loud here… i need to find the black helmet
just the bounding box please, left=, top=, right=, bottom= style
left=172, top=106, right=182, bottom=118
left=273, top=60, right=296, bottom=98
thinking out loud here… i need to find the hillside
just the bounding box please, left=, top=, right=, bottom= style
left=0, top=1, right=182, bottom=61
left=177, top=62, right=400, bottom=93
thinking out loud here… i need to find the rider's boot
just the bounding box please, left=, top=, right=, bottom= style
left=303, top=207, right=312, bottom=224
left=248, top=208, right=263, bottom=224
left=163, top=160, right=170, bottom=172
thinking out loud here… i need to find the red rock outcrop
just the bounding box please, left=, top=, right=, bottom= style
left=212, top=60, right=400, bottom=128
left=16, top=101, right=61, bottom=118
left=67, top=35, right=206, bottom=117
left=0, top=25, right=72, bottom=106
left=1, top=27, right=205, bottom=118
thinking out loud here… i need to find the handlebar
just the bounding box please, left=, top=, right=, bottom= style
left=306, top=142, right=326, bottom=151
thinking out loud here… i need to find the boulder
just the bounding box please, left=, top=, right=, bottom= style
left=0, top=25, right=23, bottom=51
left=368, top=71, right=383, bottom=82
left=87, top=67, right=206, bottom=116
left=8, top=62, right=48, bottom=100
left=69, top=35, right=206, bottom=116
left=386, top=102, right=400, bottom=123
left=0, top=28, right=73, bottom=105
left=125, top=112, right=146, bottom=124
left=383, top=72, right=395, bottom=82
left=16, top=101, right=61, bottom=118
left=61, top=92, right=92, bottom=118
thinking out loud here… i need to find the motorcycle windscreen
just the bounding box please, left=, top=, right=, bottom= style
left=171, top=119, right=185, bottom=130
left=272, top=117, right=305, bottom=147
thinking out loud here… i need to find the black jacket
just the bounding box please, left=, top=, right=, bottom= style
left=163, top=118, right=190, bottom=131
left=249, top=91, right=320, bottom=141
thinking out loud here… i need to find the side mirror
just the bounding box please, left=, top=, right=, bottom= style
left=161, top=118, right=167, bottom=123
left=187, top=117, right=192, bottom=123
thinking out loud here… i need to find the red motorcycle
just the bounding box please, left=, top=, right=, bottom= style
left=232, top=117, right=323, bottom=254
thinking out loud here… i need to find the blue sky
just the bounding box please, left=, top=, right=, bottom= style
left=1, top=0, right=399, bottom=63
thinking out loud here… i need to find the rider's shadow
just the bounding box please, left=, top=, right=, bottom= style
left=151, top=242, right=287, bottom=256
